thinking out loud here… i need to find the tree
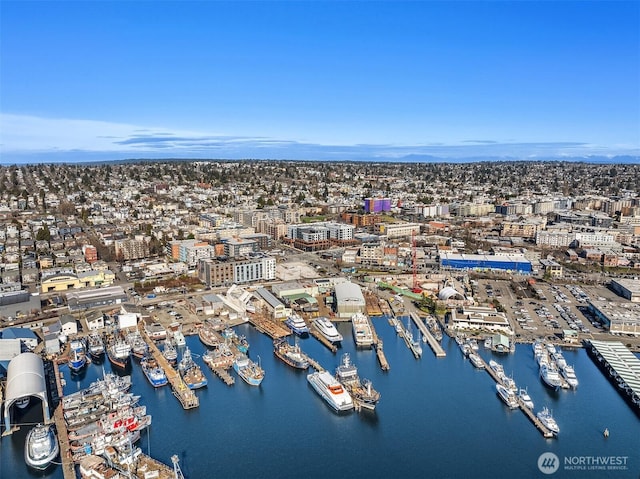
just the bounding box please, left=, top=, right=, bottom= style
left=36, top=226, right=51, bottom=242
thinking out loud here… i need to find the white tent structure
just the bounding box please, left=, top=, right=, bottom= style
left=2, top=352, right=50, bottom=433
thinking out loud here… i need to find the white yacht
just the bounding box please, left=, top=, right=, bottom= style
left=284, top=313, right=310, bottom=336
left=496, top=383, right=518, bottom=409
left=537, top=407, right=560, bottom=435
left=561, top=364, right=579, bottom=388
left=351, top=313, right=374, bottom=348
left=307, top=370, right=353, bottom=412
left=24, top=424, right=59, bottom=470
left=518, top=388, right=534, bottom=409
left=489, top=360, right=504, bottom=376
left=468, top=353, right=484, bottom=369
left=312, top=317, right=343, bottom=343
left=540, top=363, right=562, bottom=390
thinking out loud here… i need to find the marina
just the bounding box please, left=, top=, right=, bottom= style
left=410, top=312, right=446, bottom=358
left=588, top=339, right=640, bottom=410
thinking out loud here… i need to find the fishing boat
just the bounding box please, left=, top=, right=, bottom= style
left=86, top=333, right=105, bottom=361
left=233, top=353, right=264, bottom=386
left=284, top=313, right=310, bottom=336
left=198, top=323, right=221, bottom=347
left=307, top=370, right=354, bottom=412
left=78, top=454, right=126, bottom=479
left=140, top=356, right=168, bottom=387
left=351, top=313, right=374, bottom=348
left=178, top=347, right=208, bottom=389
left=334, top=353, right=380, bottom=411
left=168, top=321, right=186, bottom=347
left=537, top=407, right=560, bottom=435
left=518, top=387, right=534, bottom=410
left=162, top=339, right=178, bottom=365
left=202, top=340, right=236, bottom=370
left=496, top=383, right=518, bottom=409
left=106, top=338, right=131, bottom=370
left=312, top=317, right=343, bottom=343
left=24, top=424, right=59, bottom=470
left=273, top=337, right=310, bottom=370
left=68, top=339, right=88, bottom=372
left=126, top=331, right=148, bottom=359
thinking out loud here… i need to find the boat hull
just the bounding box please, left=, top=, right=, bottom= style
left=24, top=424, right=59, bottom=470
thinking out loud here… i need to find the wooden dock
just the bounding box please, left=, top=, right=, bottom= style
left=53, top=404, right=76, bottom=479
left=306, top=355, right=325, bottom=372
left=476, top=355, right=554, bottom=438
left=365, top=293, right=383, bottom=316
left=247, top=314, right=291, bottom=339
left=309, top=324, right=338, bottom=353
left=209, top=367, right=235, bottom=385
left=410, top=313, right=446, bottom=358
left=369, top=316, right=390, bottom=371
left=140, top=328, right=199, bottom=409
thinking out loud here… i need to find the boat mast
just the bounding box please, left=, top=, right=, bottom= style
left=172, top=454, right=185, bottom=479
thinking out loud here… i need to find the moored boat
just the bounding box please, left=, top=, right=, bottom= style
left=540, top=363, right=562, bottom=390
left=141, top=356, right=168, bottom=387
left=202, top=340, right=236, bottom=370
left=284, top=313, right=310, bottom=336
left=198, top=323, right=221, bottom=348
left=233, top=353, right=264, bottom=386
left=106, top=338, right=131, bottom=370
left=273, top=337, right=310, bottom=370
left=126, top=331, right=148, bottom=359
left=537, top=407, right=560, bottom=435
left=469, top=353, right=484, bottom=369
left=68, top=339, right=88, bottom=372
left=496, top=383, right=518, bottom=409
left=312, top=317, right=343, bottom=343
left=162, top=339, right=178, bottom=365
left=307, top=370, right=354, bottom=412
left=334, top=353, right=380, bottom=411
left=24, top=423, right=59, bottom=470
left=86, top=333, right=105, bottom=361
left=178, top=347, right=208, bottom=389
left=351, top=313, right=374, bottom=348
left=518, top=387, right=534, bottom=409
left=561, top=364, right=579, bottom=388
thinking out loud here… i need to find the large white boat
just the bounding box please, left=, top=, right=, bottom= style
left=469, top=353, right=484, bottom=369
left=307, top=370, right=353, bottom=412
left=312, top=317, right=343, bottom=343
left=24, top=423, right=59, bottom=470
left=284, top=313, right=310, bottom=336
left=518, top=387, right=534, bottom=410
left=540, top=363, right=562, bottom=390
left=351, top=313, right=374, bottom=348
left=537, top=407, right=560, bottom=435
left=233, top=353, right=264, bottom=386
left=561, top=364, right=579, bottom=388
left=496, top=383, right=518, bottom=409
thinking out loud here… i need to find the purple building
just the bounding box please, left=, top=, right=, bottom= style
left=364, top=198, right=392, bottom=213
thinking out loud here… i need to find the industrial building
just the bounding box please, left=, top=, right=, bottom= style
left=610, top=278, right=640, bottom=303
left=334, top=281, right=366, bottom=319
left=440, top=253, right=532, bottom=274
left=448, top=306, right=513, bottom=335
left=2, top=352, right=50, bottom=433
left=588, top=300, right=640, bottom=336
left=66, top=286, right=129, bottom=311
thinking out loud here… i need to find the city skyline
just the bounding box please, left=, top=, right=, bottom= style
left=1, top=1, right=639, bottom=164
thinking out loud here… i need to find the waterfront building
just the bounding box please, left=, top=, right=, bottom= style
left=588, top=300, right=640, bottom=336
left=334, top=281, right=366, bottom=319
left=254, top=287, right=289, bottom=320
left=448, top=306, right=513, bottom=335
left=66, top=286, right=129, bottom=311
left=610, top=279, right=640, bottom=303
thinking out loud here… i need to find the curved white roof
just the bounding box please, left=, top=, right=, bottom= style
left=334, top=282, right=365, bottom=305
left=4, top=352, right=47, bottom=404
left=438, top=286, right=464, bottom=301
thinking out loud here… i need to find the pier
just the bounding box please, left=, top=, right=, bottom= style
left=306, top=355, right=325, bottom=372
left=370, top=316, right=390, bottom=371
left=140, top=328, right=199, bottom=409
left=53, top=405, right=76, bottom=479
left=208, top=367, right=235, bottom=385
left=588, top=340, right=640, bottom=410
left=410, top=313, right=446, bottom=358
left=246, top=314, right=290, bottom=339
left=476, top=354, right=555, bottom=438
left=309, top=324, right=338, bottom=353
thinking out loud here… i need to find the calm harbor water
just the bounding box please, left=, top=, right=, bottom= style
left=3, top=317, right=639, bottom=479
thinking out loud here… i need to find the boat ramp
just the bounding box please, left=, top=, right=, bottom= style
left=140, top=328, right=199, bottom=409
left=410, top=313, right=446, bottom=358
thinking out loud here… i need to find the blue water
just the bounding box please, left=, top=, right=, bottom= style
left=3, top=318, right=639, bottom=478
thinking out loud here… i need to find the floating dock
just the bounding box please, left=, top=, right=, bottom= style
left=410, top=312, right=446, bottom=358
left=53, top=404, right=77, bottom=479
left=209, top=367, right=235, bottom=385
left=370, top=316, right=390, bottom=371
left=477, top=354, right=555, bottom=438
left=140, top=328, right=199, bottom=409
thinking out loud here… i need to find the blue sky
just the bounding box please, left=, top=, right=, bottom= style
left=1, top=1, right=639, bottom=163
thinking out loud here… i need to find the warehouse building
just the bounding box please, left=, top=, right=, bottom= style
left=440, top=253, right=532, bottom=274
left=334, top=281, right=366, bottom=319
